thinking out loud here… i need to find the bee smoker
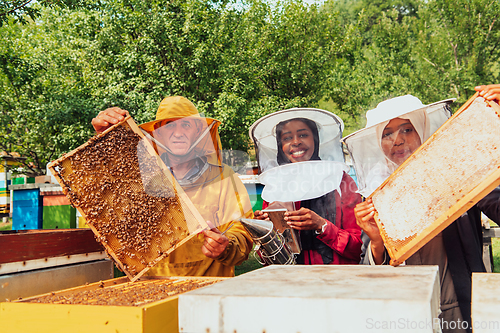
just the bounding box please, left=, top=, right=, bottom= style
left=239, top=218, right=295, bottom=265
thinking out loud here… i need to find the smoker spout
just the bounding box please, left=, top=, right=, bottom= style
left=239, top=218, right=273, bottom=240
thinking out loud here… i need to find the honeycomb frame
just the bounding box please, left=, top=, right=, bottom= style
left=48, top=117, right=208, bottom=281
left=370, top=94, right=500, bottom=266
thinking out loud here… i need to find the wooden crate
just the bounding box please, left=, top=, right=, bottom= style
left=371, top=94, right=500, bottom=265
left=0, top=276, right=225, bottom=333
left=0, top=229, right=103, bottom=265
left=42, top=188, right=77, bottom=229
left=47, top=117, right=208, bottom=281
left=0, top=229, right=110, bottom=301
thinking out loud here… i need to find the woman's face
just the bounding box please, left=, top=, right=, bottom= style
left=280, top=120, right=315, bottom=163
left=381, top=117, right=422, bottom=166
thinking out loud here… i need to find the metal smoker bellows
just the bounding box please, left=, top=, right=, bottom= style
left=239, top=218, right=295, bottom=265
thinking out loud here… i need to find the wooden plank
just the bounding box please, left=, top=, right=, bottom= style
left=18, top=277, right=129, bottom=300
left=0, top=252, right=107, bottom=275
left=0, top=260, right=114, bottom=302
left=483, top=227, right=500, bottom=238
left=42, top=194, right=70, bottom=206
left=143, top=297, right=179, bottom=333
left=0, top=229, right=104, bottom=264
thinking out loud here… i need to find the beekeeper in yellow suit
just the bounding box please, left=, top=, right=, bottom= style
left=92, top=96, right=253, bottom=277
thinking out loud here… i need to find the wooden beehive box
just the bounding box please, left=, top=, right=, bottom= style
left=371, top=94, right=500, bottom=265
left=0, top=276, right=225, bottom=333
left=178, top=265, right=441, bottom=333
left=471, top=273, right=500, bottom=332
left=47, top=117, right=208, bottom=281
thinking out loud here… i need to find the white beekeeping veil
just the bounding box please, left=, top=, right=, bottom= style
left=343, top=95, right=455, bottom=198
left=249, top=108, right=348, bottom=202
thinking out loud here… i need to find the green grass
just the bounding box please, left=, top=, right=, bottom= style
left=0, top=220, right=12, bottom=231
left=488, top=221, right=500, bottom=273
left=235, top=250, right=263, bottom=276
left=492, top=238, right=500, bottom=273
left=114, top=265, right=126, bottom=278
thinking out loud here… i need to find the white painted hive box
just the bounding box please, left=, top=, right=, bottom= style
left=178, top=265, right=441, bottom=333
left=471, top=273, right=500, bottom=333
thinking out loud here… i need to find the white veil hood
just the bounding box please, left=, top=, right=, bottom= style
left=249, top=108, right=345, bottom=173
left=343, top=96, right=455, bottom=198
left=250, top=108, right=348, bottom=203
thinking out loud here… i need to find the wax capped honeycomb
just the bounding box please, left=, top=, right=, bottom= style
left=371, top=96, right=500, bottom=265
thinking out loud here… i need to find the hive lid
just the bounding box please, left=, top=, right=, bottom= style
left=178, top=265, right=441, bottom=333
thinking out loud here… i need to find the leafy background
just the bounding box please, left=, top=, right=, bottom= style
left=1, top=0, right=499, bottom=175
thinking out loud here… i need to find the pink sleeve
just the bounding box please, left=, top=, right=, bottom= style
left=261, top=200, right=269, bottom=210
left=317, top=172, right=363, bottom=261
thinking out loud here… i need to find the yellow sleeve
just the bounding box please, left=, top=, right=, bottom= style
left=215, top=166, right=254, bottom=266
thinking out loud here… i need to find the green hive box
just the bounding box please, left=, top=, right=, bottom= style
left=43, top=205, right=76, bottom=229
left=11, top=177, right=34, bottom=185
left=41, top=190, right=77, bottom=229
left=12, top=178, right=25, bottom=185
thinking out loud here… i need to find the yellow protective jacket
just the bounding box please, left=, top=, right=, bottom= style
left=145, top=163, right=254, bottom=277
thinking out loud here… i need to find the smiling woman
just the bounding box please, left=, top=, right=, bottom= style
left=343, top=95, right=454, bottom=197
left=250, top=108, right=363, bottom=265
left=276, top=118, right=319, bottom=164
left=380, top=118, right=422, bottom=166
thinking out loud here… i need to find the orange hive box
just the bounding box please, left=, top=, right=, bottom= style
left=47, top=117, right=208, bottom=281
left=370, top=94, right=500, bottom=265
left=0, top=276, right=225, bottom=333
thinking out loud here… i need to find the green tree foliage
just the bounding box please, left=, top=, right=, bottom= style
left=413, top=0, right=500, bottom=102
left=0, top=8, right=98, bottom=174
left=209, top=0, right=353, bottom=150
left=324, top=0, right=500, bottom=135
left=1, top=0, right=500, bottom=174
left=0, top=0, right=94, bottom=26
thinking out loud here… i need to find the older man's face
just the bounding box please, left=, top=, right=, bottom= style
left=155, top=118, right=201, bottom=156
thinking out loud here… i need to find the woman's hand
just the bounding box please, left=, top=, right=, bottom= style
left=354, top=199, right=385, bottom=264
left=475, top=84, right=500, bottom=103
left=284, top=207, right=326, bottom=232
left=92, top=107, right=129, bottom=133
left=253, top=210, right=269, bottom=220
